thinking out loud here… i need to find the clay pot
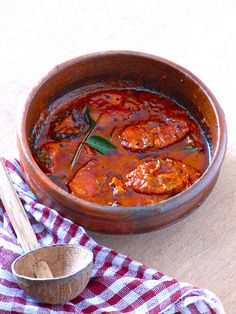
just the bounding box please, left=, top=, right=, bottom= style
left=18, top=51, right=227, bottom=234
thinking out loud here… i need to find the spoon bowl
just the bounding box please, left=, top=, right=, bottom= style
left=0, top=158, right=93, bottom=304
left=12, top=245, right=93, bottom=304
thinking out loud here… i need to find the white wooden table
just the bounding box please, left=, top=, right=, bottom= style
left=1, top=1, right=235, bottom=312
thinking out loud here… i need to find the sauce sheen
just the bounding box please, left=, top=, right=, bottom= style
left=32, top=89, right=210, bottom=206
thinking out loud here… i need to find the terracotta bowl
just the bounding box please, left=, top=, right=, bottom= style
left=18, top=51, right=227, bottom=234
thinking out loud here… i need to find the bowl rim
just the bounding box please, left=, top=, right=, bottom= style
left=18, top=50, right=227, bottom=216
left=11, top=244, right=93, bottom=282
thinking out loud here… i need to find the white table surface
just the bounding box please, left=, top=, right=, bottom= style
left=0, top=1, right=236, bottom=312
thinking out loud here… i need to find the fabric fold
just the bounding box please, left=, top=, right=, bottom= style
left=0, top=159, right=224, bottom=314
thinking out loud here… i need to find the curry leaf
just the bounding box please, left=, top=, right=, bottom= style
left=71, top=108, right=113, bottom=168
left=184, top=144, right=201, bottom=152
left=71, top=106, right=97, bottom=168
left=85, top=106, right=96, bottom=129
left=86, top=135, right=116, bottom=155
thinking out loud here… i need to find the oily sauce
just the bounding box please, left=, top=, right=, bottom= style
left=32, top=89, right=210, bottom=206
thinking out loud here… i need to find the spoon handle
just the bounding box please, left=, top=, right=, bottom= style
left=0, top=158, right=40, bottom=253
left=0, top=158, right=54, bottom=278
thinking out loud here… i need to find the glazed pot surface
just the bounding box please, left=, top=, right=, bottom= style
left=18, top=51, right=227, bottom=233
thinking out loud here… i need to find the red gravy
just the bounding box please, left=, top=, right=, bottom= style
left=32, top=89, right=210, bottom=206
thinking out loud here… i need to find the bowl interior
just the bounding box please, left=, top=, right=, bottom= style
left=13, top=245, right=93, bottom=278
left=19, top=51, right=226, bottom=233
left=26, top=52, right=219, bottom=155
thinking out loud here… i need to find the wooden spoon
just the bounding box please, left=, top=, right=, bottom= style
left=0, top=158, right=93, bottom=304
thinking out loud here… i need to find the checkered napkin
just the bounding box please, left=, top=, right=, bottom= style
left=0, top=159, right=224, bottom=314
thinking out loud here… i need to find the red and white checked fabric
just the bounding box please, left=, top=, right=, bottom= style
left=0, top=159, right=224, bottom=314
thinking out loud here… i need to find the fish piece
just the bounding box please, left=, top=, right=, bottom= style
left=120, top=118, right=189, bottom=152
left=126, top=158, right=200, bottom=195
left=35, top=141, right=78, bottom=173
left=50, top=108, right=88, bottom=140
left=69, top=160, right=108, bottom=199
left=120, top=124, right=154, bottom=151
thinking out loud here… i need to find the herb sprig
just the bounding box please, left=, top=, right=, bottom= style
left=86, top=135, right=116, bottom=155
left=184, top=143, right=202, bottom=152
left=71, top=107, right=116, bottom=169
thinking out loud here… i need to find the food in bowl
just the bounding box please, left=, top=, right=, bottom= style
left=18, top=51, right=226, bottom=233
left=32, top=88, right=210, bottom=207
